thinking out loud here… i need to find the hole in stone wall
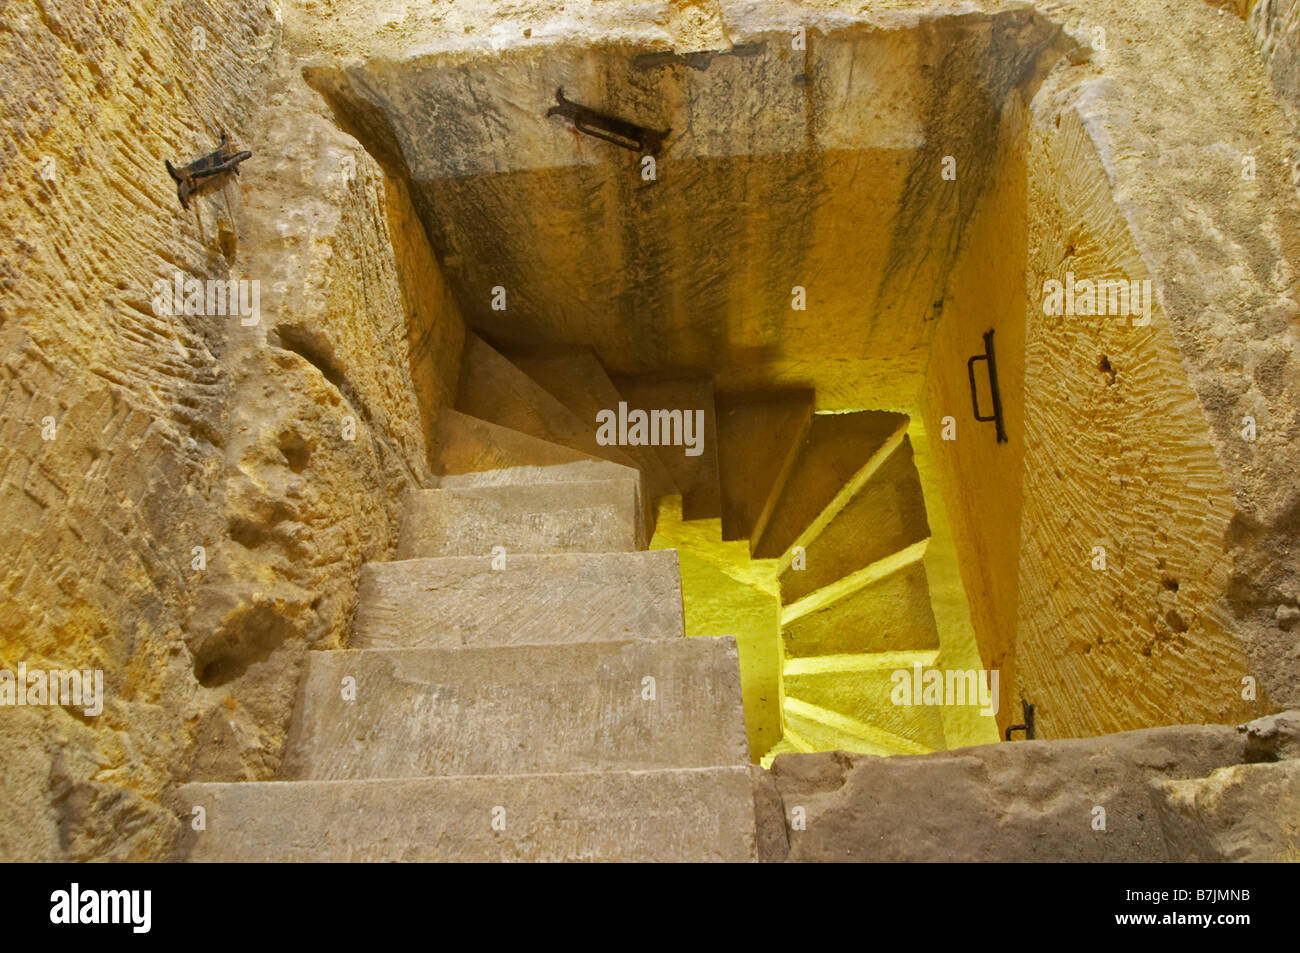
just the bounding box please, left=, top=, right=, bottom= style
left=193, top=603, right=293, bottom=687
left=278, top=431, right=311, bottom=473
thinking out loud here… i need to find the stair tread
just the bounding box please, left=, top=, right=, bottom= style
left=752, top=410, right=906, bottom=558
left=779, top=435, right=929, bottom=603
left=435, top=408, right=636, bottom=488
left=782, top=547, right=940, bottom=659
left=783, top=672, right=946, bottom=752
left=175, top=767, right=756, bottom=862
left=783, top=699, right=938, bottom=756
left=278, top=638, right=751, bottom=780
left=456, top=334, right=641, bottom=472
left=353, top=550, right=684, bottom=649
left=398, top=479, right=643, bottom=558
left=506, top=349, right=679, bottom=501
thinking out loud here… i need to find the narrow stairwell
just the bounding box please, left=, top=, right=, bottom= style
left=771, top=418, right=944, bottom=758
left=708, top=403, right=954, bottom=762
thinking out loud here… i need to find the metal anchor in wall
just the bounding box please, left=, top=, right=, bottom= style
left=1004, top=699, right=1036, bottom=740
left=164, top=132, right=252, bottom=211
left=164, top=132, right=252, bottom=247
left=545, top=88, right=669, bottom=156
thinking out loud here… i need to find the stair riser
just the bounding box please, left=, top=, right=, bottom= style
left=611, top=376, right=722, bottom=520
left=279, top=639, right=750, bottom=779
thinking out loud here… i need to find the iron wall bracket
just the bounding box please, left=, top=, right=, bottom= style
left=545, top=88, right=669, bottom=156
left=164, top=133, right=252, bottom=210
left=1004, top=699, right=1036, bottom=740
left=967, top=328, right=1008, bottom=444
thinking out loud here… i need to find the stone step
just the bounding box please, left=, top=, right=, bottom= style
left=781, top=543, right=939, bottom=659
left=434, top=408, right=637, bottom=489
left=397, top=479, right=642, bottom=559
left=175, top=766, right=756, bottom=862
left=779, top=435, right=929, bottom=604
left=782, top=660, right=949, bottom=754
left=352, top=550, right=684, bottom=649
left=783, top=695, right=943, bottom=757
left=456, top=334, right=640, bottom=473
left=441, top=459, right=637, bottom=489
left=505, top=349, right=679, bottom=502
left=277, top=638, right=750, bottom=780
left=752, top=410, right=906, bottom=559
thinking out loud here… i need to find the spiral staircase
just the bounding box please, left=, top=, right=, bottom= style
left=177, top=332, right=975, bottom=861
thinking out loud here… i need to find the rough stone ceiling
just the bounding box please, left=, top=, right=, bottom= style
left=312, top=8, right=1071, bottom=407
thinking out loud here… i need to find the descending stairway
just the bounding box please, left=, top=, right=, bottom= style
left=764, top=414, right=946, bottom=759
left=704, top=398, right=953, bottom=761
left=175, top=345, right=757, bottom=860
left=176, top=333, right=977, bottom=860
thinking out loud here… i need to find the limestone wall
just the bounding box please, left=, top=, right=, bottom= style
left=918, top=98, right=1031, bottom=736
left=756, top=710, right=1300, bottom=862
left=1013, top=0, right=1300, bottom=732
left=922, top=0, right=1298, bottom=739
left=0, top=0, right=463, bottom=860
left=1016, top=106, right=1262, bottom=736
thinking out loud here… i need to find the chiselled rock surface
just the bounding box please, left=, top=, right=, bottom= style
left=1151, top=760, right=1300, bottom=862
left=1251, top=0, right=1300, bottom=115
left=0, top=0, right=462, bottom=860
left=756, top=711, right=1300, bottom=862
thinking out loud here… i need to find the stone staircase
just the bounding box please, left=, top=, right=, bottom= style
left=174, top=332, right=961, bottom=859
left=767, top=414, right=946, bottom=758
left=175, top=339, right=757, bottom=860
